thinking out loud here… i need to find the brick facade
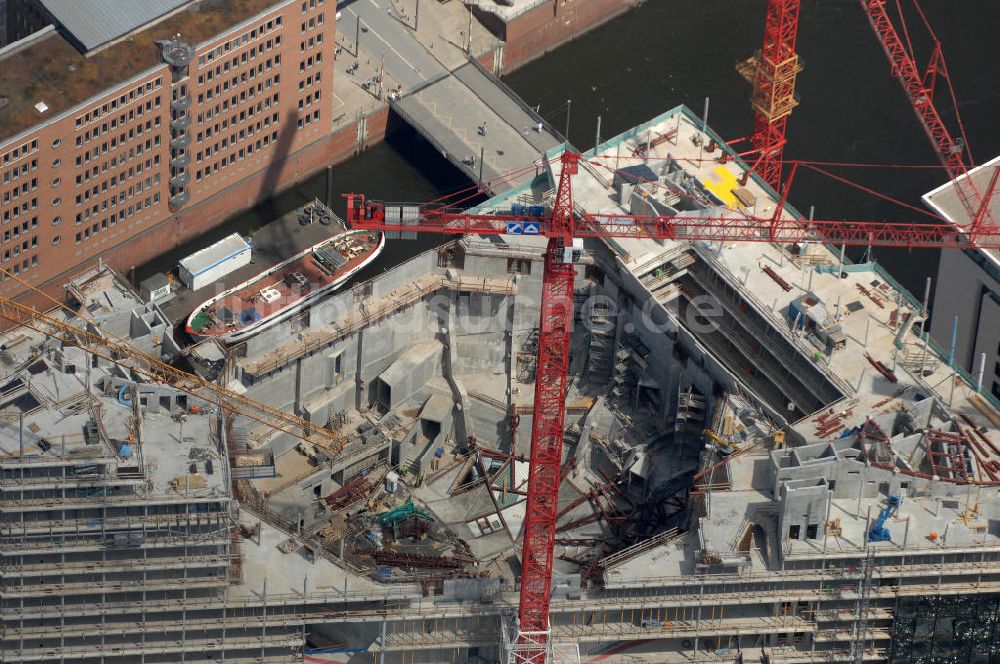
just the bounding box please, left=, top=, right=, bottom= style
left=0, top=0, right=341, bottom=301
left=482, top=0, right=637, bottom=73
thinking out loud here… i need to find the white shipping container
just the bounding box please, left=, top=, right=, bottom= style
left=178, top=233, right=252, bottom=291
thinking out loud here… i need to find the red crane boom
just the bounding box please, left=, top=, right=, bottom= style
left=344, top=150, right=1000, bottom=662
left=859, top=0, right=993, bottom=229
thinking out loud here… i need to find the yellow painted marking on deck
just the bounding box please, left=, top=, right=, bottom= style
left=701, top=166, right=744, bottom=210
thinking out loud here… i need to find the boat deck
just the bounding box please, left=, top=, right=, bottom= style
left=189, top=232, right=379, bottom=336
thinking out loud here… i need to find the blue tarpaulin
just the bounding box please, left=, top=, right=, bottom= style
left=240, top=307, right=262, bottom=325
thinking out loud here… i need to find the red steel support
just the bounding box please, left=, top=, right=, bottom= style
left=745, top=0, right=802, bottom=191
left=344, top=182, right=1000, bottom=251
left=859, top=0, right=994, bottom=229
left=515, top=153, right=579, bottom=659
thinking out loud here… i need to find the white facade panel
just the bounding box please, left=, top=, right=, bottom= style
left=178, top=233, right=252, bottom=291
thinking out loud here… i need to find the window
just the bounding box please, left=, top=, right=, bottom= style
left=52, top=138, right=61, bottom=148
left=52, top=197, right=61, bottom=207
left=788, top=525, right=800, bottom=540
left=52, top=216, right=60, bottom=226
left=51, top=178, right=61, bottom=187
left=52, top=158, right=61, bottom=168
left=52, top=235, right=61, bottom=245
left=507, top=259, right=532, bottom=274
left=805, top=524, right=818, bottom=539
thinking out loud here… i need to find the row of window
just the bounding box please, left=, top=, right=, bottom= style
left=198, top=38, right=283, bottom=85
left=1, top=218, right=38, bottom=244
left=75, top=79, right=164, bottom=129
left=300, top=13, right=326, bottom=33
left=299, top=72, right=322, bottom=91
left=299, top=52, right=324, bottom=73
left=302, top=0, right=327, bottom=12
left=197, top=112, right=280, bottom=161
left=3, top=235, right=37, bottom=256
left=198, top=15, right=284, bottom=67
left=1, top=158, right=37, bottom=185
left=3, top=197, right=36, bottom=224
left=76, top=174, right=158, bottom=207
left=298, top=90, right=321, bottom=111
left=300, top=33, right=324, bottom=53
left=76, top=175, right=161, bottom=218
left=75, top=104, right=160, bottom=148
left=296, top=109, right=322, bottom=129
left=76, top=135, right=162, bottom=170
left=195, top=132, right=281, bottom=182
left=0, top=254, right=38, bottom=278
left=201, top=64, right=281, bottom=104
left=2, top=178, right=36, bottom=204
left=1, top=139, right=38, bottom=168
left=199, top=89, right=281, bottom=130
left=76, top=155, right=158, bottom=188
left=73, top=194, right=161, bottom=245
left=74, top=153, right=162, bottom=224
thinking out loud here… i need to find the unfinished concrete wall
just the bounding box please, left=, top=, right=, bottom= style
left=606, top=249, right=787, bottom=426
left=451, top=291, right=513, bottom=374
left=779, top=478, right=830, bottom=543
left=372, top=341, right=444, bottom=411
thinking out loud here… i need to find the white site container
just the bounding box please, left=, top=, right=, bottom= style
left=178, top=233, right=252, bottom=291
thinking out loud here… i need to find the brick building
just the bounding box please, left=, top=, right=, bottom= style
left=0, top=0, right=335, bottom=300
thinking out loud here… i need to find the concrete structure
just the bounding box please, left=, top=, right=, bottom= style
left=8, top=107, right=999, bottom=663
left=924, top=155, right=1000, bottom=399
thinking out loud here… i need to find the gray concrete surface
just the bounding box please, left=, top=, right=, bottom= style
left=394, top=62, right=561, bottom=192
left=342, top=0, right=447, bottom=89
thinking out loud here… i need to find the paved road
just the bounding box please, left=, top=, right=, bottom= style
left=395, top=63, right=561, bottom=193
left=342, top=0, right=446, bottom=90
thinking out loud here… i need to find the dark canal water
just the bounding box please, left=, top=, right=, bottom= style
left=141, top=0, right=1000, bottom=298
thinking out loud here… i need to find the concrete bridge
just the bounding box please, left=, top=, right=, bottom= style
left=392, top=60, right=564, bottom=194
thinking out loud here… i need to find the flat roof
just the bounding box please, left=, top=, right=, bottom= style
left=179, top=232, right=251, bottom=276
left=0, top=0, right=285, bottom=145
left=467, top=0, right=548, bottom=22
left=923, top=154, right=1000, bottom=263
left=40, top=0, right=193, bottom=53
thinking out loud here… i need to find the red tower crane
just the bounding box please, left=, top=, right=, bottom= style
left=737, top=0, right=803, bottom=191
left=345, top=151, right=1000, bottom=662
left=858, top=0, right=994, bottom=229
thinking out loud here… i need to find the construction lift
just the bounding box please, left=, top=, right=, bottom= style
left=867, top=495, right=901, bottom=543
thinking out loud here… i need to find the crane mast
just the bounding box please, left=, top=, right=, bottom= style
left=737, top=0, right=803, bottom=191
left=515, top=153, right=579, bottom=660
